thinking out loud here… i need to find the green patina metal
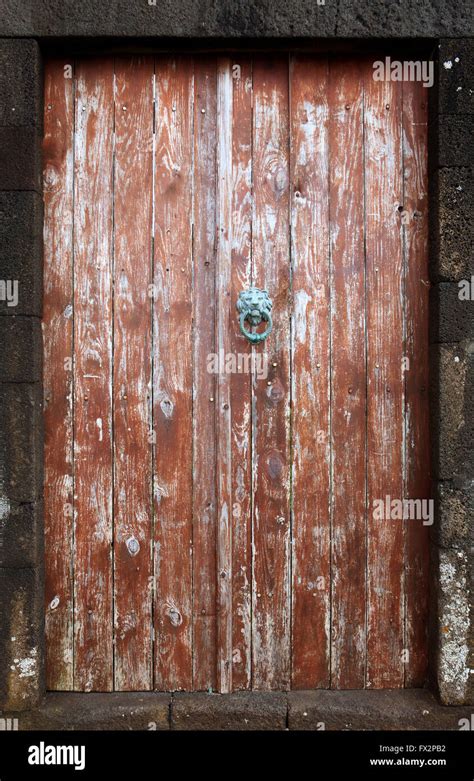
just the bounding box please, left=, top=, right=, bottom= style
left=236, top=286, right=273, bottom=345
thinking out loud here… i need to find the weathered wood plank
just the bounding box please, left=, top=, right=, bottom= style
left=365, top=66, right=405, bottom=689
left=252, top=55, right=291, bottom=690
left=402, top=80, right=430, bottom=686
left=192, top=57, right=218, bottom=691
left=290, top=55, right=331, bottom=689
left=43, top=52, right=430, bottom=694
left=73, top=58, right=114, bottom=691
left=43, top=58, right=75, bottom=690
left=215, top=57, right=233, bottom=693
left=113, top=56, right=154, bottom=691
left=329, top=59, right=367, bottom=689
left=154, top=56, right=194, bottom=691
left=230, top=57, right=253, bottom=692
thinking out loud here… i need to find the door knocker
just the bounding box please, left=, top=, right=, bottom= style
left=236, top=287, right=273, bottom=344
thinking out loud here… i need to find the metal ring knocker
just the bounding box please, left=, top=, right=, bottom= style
left=236, top=287, right=273, bottom=345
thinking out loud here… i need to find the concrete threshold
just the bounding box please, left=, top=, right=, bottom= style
left=1, top=689, right=472, bottom=731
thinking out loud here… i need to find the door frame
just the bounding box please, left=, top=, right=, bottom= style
left=0, top=32, right=472, bottom=715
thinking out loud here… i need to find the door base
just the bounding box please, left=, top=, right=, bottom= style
left=3, top=689, right=471, bottom=731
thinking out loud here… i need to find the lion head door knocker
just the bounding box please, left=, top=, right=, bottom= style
left=236, top=287, right=273, bottom=345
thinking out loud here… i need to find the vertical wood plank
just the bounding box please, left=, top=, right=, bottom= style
left=230, top=58, right=253, bottom=691
left=215, top=58, right=233, bottom=693
left=43, top=59, right=75, bottom=690
left=73, top=58, right=114, bottom=691
left=403, top=81, right=430, bottom=686
left=43, top=52, right=430, bottom=695
left=290, top=55, right=331, bottom=689
left=365, top=66, right=405, bottom=688
left=154, top=56, right=194, bottom=691
left=252, top=55, right=291, bottom=690
left=329, top=59, right=367, bottom=689
left=192, top=57, right=218, bottom=691
left=113, top=56, right=154, bottom=691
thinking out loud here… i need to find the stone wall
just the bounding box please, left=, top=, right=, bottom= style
left=430, top=39, right=473, bottom=704
left=0, top=39, right=44, bottom=710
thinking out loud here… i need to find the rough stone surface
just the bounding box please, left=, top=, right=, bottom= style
left=432, top=33, right=473, bottom=707
left=336, top=1, right=473, bottom=38
left=439, top=39, right=474, bottom=115
left=0, top=500, right=44, bottom=569
left=287, top=689, right=473, bottom=730
left=0, top=567, right=44, bottom=710
left=1, top=690, right=473, bottom=730
left=0, top=39, right=42, bottom=128
left=431, top=478, right=473, bottom=705
left=0, top=0, right=472, bottom=38
left=0, top=384, right=43, bottom=504
left=430, top=342, right=473, bottom=483
left=431, top=282, right=474, bottom=343
left=2, top=692, right=171, bottom=730
left=0, top=317, right=42, bottom=383
left=172, top=691, right=287, bottom=730
left=432, top=167, right=474, bottom=282
left=434, top=482, right=473, bottom=550
left=0, top=192, right=43, bottom=317
left=438, top=115, right=474, bottom=167
left=435, top=547, right=472, bottom=705
left=0, top=128, right=42, bottom=192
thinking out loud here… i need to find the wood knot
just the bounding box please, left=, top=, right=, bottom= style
left=168, top=607, right=183, bottom=627
left=266, top=450, right=284, bottom=481
left=267, top=378, right=285, bottom=404
left=126, top=536, right=140, bottom=556
left=275, top=168, right=288, bottom=192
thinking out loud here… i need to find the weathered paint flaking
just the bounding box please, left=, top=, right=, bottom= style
left=43, top=55, right=430, bottom=693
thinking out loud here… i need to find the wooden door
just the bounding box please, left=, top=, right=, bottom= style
left=43, top=53, right=429, bottom=692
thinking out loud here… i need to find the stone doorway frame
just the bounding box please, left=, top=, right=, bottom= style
left=0, top=7, right=471, bottom=722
